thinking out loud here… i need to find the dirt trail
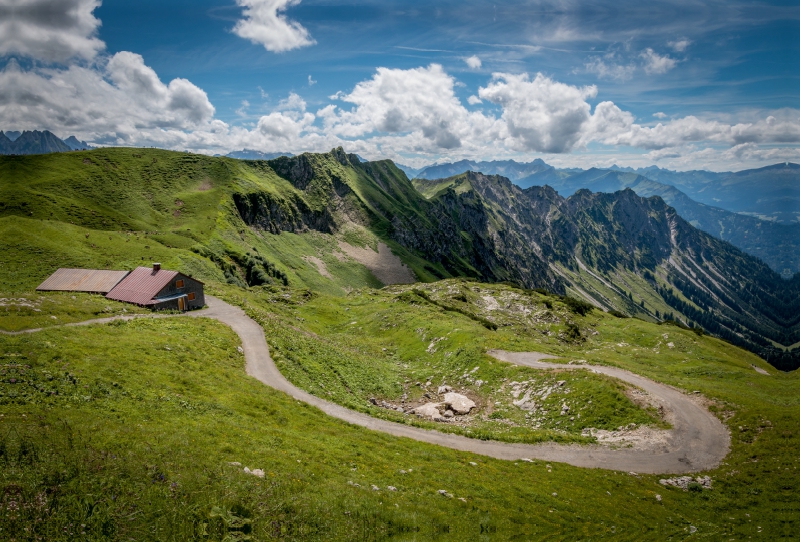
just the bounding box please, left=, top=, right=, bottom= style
left=4, top=297, right=730, bottom=474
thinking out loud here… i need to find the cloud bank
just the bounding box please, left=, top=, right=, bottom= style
left=1, top=0, right=797, bottom=171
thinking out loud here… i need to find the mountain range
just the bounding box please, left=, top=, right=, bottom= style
left=3, top=147, right=797, bottom=370
left=412, top=158, right=800, bottom=276
left=0, top=130, right=93, bottom=154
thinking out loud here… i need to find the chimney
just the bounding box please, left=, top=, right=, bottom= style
left=153, top=262, right=161, bottom=272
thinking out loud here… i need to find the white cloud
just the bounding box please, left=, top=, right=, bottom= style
left=668, top=39, right=691, bottom=52
left=640, top=48, right=677, bottom=74
left=307, top=74, right=316, bottom=86
left=233, top=0, right=315, bottom=53
left=467, top=95, right=482, bottom=105
left=653, top=112, right=668, bottom=119
left=0, top=0, right=104, bottom=62
left=0, top=53, right=215, bottom=144
left=479, top=72, right=597, bottom=153
left=584, top=53, right=636, bottom=81
left=236, top=100, right=250, bottom=117
left=464, top=55, right=482, bottom=69
left=322, top=64, right=479, bottom=149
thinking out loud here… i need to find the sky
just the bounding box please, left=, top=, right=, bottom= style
left=1, top=0, right=798, bottom=170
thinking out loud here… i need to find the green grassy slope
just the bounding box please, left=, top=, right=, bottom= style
left=2, top=280, right=797, bottom=539
left=0, top=149, right=417, bottom=296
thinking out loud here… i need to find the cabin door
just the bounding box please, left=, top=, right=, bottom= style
left=178, top=297, right=186, bottom=311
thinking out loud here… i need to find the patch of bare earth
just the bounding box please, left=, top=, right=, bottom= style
left=337, top=241, right=416, bottom=285
left=304, top=256, right=333, bottom=279
left=197, top=179, right=213, bottom=191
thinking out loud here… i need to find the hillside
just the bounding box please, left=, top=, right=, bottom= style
left=2, top=147, right=799, bottom=537
left=2, top=148, right=798, bottom=370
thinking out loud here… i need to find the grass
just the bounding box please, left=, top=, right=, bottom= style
left=0, top=292, right=149, bottom=332
left=1, top=148, right=798, bottom=539
left=233, top=281, right=666, bottom=445
left=3, top=293, right=796, bottom=540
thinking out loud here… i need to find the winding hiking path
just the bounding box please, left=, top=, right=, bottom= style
left=4, top=296, right=730, bottom=474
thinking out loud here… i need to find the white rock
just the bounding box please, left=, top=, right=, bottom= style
left=387, top=486, right=397, bottom=491
left=251, top=468, right=265, bottom=478
left=437, top=385, right=452, bottom=394
left=443, top=392, right=476, bottom=415
left=413, top=402, right=444, bottom=420
left=371, top=485, right=380, bottom=491
left=655, top=494, right=662, bottom=502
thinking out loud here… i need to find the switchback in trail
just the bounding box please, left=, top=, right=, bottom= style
left=5, top=296, right=730, bottom=474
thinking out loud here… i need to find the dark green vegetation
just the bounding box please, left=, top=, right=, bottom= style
left=1, top=147, right=799, bottom=538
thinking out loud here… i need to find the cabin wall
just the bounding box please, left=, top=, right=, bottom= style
left=154, top=274, right=205, bottom=310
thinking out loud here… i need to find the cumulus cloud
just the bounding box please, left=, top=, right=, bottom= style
left=479, top=72, right=597, bottom=153
left=640, top=48, right=677, bottom=74
left=464, top=55, right=482, bottom=69
left=0, top=0, right=104, bottom=62
left=323, top=64, right=475, bottom=149
left=467, top=95, right=482, bottom=105
left=233, top=0, right=315, bottom=53
left=653, top=112, right=668, bottom=119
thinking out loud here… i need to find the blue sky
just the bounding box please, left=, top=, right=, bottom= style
left=2, top=0, right=799, bottom=169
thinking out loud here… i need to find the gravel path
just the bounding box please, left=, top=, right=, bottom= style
left=5, top=296, right=730, bottom=474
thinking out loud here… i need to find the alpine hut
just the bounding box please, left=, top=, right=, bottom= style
left=105, top=263, right=204, bottom=311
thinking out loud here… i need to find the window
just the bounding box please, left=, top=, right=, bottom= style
left=176, top=279, right=184, bottom=288
left=187, top=292, right=195, bottom=301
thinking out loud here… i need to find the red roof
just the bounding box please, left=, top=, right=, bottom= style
left=106, top=267, right=178, bottom=305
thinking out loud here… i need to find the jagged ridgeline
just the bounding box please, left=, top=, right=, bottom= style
left=1, top=148, right=798, bottom=369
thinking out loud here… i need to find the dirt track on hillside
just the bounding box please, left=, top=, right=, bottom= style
left=6, top=296, right=730, bottom=474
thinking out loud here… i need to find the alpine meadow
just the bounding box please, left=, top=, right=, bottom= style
left=2, top=0, right=799, bottom=540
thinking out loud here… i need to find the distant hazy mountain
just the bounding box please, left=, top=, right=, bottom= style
left=63, top=136, right=94, bottom=151
left=0, top=130, right=76, bottom=155
left=607, top=163, right=799, bottom=224
left=415, top=158, right=553, bottom=181
left=225, top=149, right=293, bottom=160
left=4, top=130, right=21, bottom=141
left=395, top=163, right=423, bottom=178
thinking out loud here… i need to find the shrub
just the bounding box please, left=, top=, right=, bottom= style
left=561, top=296, right=594, bottom=316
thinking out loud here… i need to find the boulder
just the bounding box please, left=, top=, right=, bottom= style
left=443, top=392, right=476, bottom=415
left=437, top=385, right=452, bottom=394
left=413, top=402, right=444, bottom=421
